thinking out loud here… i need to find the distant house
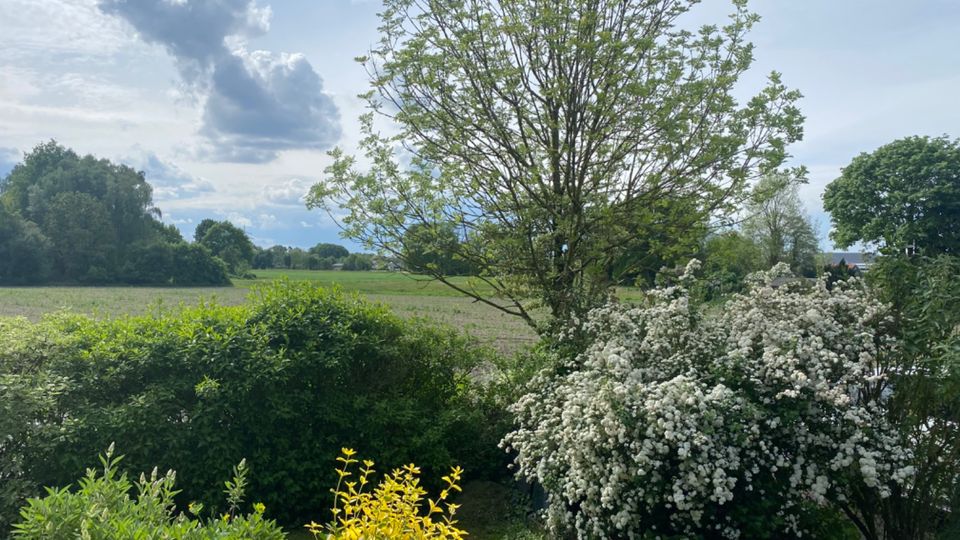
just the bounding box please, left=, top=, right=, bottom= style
left=825, top=252, right=875, bottom=272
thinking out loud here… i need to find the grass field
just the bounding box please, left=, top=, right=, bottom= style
left=0, top=270, right=538, bottom=354
left=0, top=270, right=645, bottom=355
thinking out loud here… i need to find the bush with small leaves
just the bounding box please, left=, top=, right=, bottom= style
left=0, top=281, right=504, bottom=529
left=13, top=445, right=284, bottom=540
left=306, top=448, right=467, bottom=539
left=504, top=261, right=913, bottom=538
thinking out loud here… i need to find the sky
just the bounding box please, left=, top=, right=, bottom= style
left=1, top=0, right=958, bottom=250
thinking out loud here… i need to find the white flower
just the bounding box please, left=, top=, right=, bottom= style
left=503, top=263, right=911, bottom=539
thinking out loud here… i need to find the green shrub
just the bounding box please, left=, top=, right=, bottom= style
left=14, top=446, right=284, bottom=539
left=0, top=281, right=505, bottom=529
left=860, top=255, right=960, bottom=538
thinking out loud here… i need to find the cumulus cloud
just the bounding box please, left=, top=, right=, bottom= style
left=120, top=149, right=215, bottom=201
left=224, top=211, right=253, bottom=228
left=256, top=213, right=280, bottom=229
left=100, top=0, right=340, bottom=162
left=261, top=176, right=312, bottom=205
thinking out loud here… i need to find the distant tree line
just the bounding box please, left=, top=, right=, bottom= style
left=0, top=142, right=229, bottom=286
left=0, top=143, right=398, bottom=286
left=252, top=243, right=385, bottom=272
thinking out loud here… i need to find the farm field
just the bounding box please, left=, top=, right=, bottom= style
left=0, top=269, right=647, bottom=354
left=0, top=270, right=530, bottom=354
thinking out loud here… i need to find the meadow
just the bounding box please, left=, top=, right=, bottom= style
left=0, top=270, right=551, bottom=354
left=0, top=269, right=648, bottom=355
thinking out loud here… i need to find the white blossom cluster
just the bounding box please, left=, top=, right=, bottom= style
left=503, top=261, right=913, bottom=538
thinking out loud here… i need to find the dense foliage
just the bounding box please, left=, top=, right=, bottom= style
left=402, top=223, right=476, bottom=276
left=14, top=447, right=284, bottom=539
left=504, top=262, right=911, bottom=538
left=0, top=282, right=506, bottom=532
left=252, top=244, right=383, bottom=272
left=742, top=173, right=819, bottom=277
left=0, top=142, right=229, bottom=285
left=855, top=255, right=960, bottom=539
left=308, top=0, right=803, bottom=334
left=823, top=136, right=960, bottom=254
left=696, top=231, right=762, bottom=299
left=307, top=448, right=468, bottom=539
left=196, top=219, right=257, bottom=276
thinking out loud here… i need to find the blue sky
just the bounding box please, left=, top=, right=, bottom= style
left=1, top=0, right=958, bottom=250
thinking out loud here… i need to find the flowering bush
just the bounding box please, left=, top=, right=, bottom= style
left=307, top=448, right=467, bottom=539
left=503, top=261, right=913, bottom=538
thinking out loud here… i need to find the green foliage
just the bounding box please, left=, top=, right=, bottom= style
left=308, top=243, right=349, bottom=260
left=0, top=206, right=51, bottom=285
left=742, top=172, right=819, bottom=277
left=823, top=136, right=960, bottom=254
left=0, top=320, right=68, bottom=536
left=821, top=259, right=860, bottom=290
left=194, top=219, right=219, bottom=244
left=253, top=245, right=384, bottom=272
left=45, top=191, right=117, bottom=282
left=309, top=0, right=803, bottom=334
left=698, top=230, right=763, bottom=299
left=0, top=141, right=228, bottom=285
left=341, top=253, right=373, bottom=271
left=401, top=223, right=475, bottom=276
left=13, top=446, right=285, bottom=540
left=197, top=221, right=256, bottom=276
left=855, top=255, right=960, bottom=539
left=0, top=282, right=505, bottom=530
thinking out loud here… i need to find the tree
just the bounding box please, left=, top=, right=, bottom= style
left=823, top=136, right=960, bottom=255
left=2, top=141, right=159, bottom=250
left=193, top=219, right=218, bottom=244
left=742, top=173, right=819, bottom=277
left=309, top=0, right=803, bottom=333
left=401, top=223, right=474, bottom=276
left=857, top=255, right=960, bottom=539
left=0, top=205, right=51, bottom=284
left=504, top=263, right=910, bottom=538
left=342, top=253, right=373, bottom=271
left=151, top=221, right=184, bottom=244
left=698, top=230, right=761, bottom=298
left=197, top=221, right=256, bottom=275
left=309, top=243, right=349, bottom=260
left=45, top=192, right=117, bottom=282
left=0, top=141, right=230, bottom=285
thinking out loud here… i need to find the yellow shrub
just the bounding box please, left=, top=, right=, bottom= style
left=307, top=448, right=468, bottom=540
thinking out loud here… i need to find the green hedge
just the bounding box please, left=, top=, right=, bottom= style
left=0, top=281, right=507, bottom=532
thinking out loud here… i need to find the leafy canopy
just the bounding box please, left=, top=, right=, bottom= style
left=742, top=172, right=819, bottom=276
left=197, top=220, right=256, bottom=274
left=823, top=136, right=960, bottom=254
left=0, top=141, right=228, bottom=285
left=308, top=0, right=803, bottom=333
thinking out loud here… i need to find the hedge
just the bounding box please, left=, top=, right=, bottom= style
left=0, top=281, right=507, bottom=532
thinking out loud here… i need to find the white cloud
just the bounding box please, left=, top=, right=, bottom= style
left=99, top=0, right=340, bottom=163
left=0, top=0, right=135, bottom=58
left=261, top=177, right=312, bottom=206
left=119, top=148, right=215, bottom=202
left=224, top=211, right=253, bottom=229
left=257, top=213, right=280, bottom=229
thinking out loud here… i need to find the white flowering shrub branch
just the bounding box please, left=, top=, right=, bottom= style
left=503, top=261, right=913, bottom=538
